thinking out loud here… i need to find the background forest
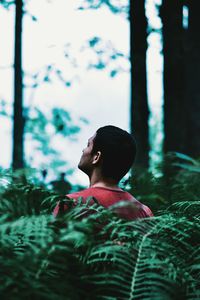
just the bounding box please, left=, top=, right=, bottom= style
left=0, top=0, right=200, bottom=299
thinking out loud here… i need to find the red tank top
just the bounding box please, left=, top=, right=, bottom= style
left=53, top=187, right=153, bottom=220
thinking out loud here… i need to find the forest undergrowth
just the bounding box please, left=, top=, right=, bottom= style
left=0, top=152, right=199, bottom=299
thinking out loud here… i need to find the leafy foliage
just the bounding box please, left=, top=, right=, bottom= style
left=84, top=37, right=129, bottom=77
left=0, top=0, right=14, bottom=9
left=127, top=152, right=200, bottom=213
left=78, top=0, right=129, bottom=18
left=0, top=156, right=200, bottom=299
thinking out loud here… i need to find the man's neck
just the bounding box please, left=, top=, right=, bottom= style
left=89, top=171, right=120, bottom=189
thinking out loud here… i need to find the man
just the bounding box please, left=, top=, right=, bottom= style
left=53, top=125, right=153, bottom=219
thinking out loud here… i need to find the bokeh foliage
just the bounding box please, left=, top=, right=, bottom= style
left=0, top=154, right=199, bottom=299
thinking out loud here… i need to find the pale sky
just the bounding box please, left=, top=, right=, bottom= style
left=0, top=0, right=162, bottom=186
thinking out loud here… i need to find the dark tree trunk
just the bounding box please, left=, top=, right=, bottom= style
left=130, top=0, right=149, bottom=168
left=184, top=1, right=200, bottom=157
left=12, top=0, right=24, bottom=169
left=160, top=1, right=185, bottom=154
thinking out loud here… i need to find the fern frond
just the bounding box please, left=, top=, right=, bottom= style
left=80, top=213, right=200, bottom=299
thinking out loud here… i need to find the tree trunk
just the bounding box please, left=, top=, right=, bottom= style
left=160, top=0, right=185, bottom=154
left=184, top=1, right=200, bottom=157
left=130, top=0, right=149, bottom=168
left=12, top=0, right=24, bottom=169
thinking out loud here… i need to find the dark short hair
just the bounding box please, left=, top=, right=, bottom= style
left=92, top=125, right=137, bottom=181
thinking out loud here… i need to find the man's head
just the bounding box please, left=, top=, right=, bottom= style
left=78, top=125, right=137, bottom=182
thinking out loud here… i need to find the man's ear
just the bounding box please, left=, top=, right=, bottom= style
left=92, top=151, right=102, bottom=165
